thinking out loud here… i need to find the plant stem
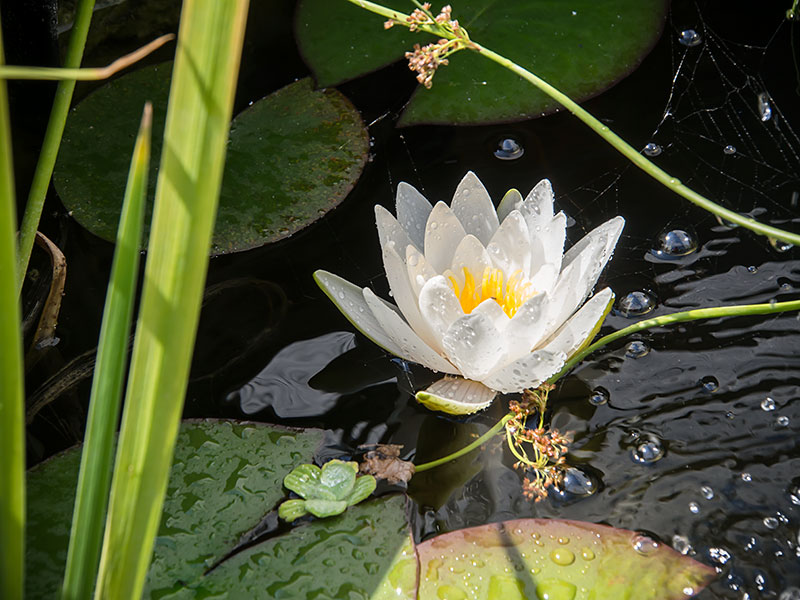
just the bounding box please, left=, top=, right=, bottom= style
left=414, top=299, right=800, bottom=471
left=414, top=413, right=513, bottom=472
left=16, top=0, right=96, bottom=293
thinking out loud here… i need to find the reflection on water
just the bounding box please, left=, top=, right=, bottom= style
left=232, top=331, right=358, bottom=418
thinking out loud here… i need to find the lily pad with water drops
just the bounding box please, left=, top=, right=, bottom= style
left=295, top=0, right=668, bottom=125
left=54, top=66, right=369, bottom=253
left=416, top=518, right=716, bottom=599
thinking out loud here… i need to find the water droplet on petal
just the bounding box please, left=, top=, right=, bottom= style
left=616, top=291, right=656, bottom=317
left=408, top=254, right=419, bottom=267
left=549, top=548, right=575, bottom=566
left=678, top=29, right=702, bottom=46
left=643, top=142, right=662, bottom=156
left=632, top=534, right=659, bottom=555
left=494, top=137, right=524, bottom=160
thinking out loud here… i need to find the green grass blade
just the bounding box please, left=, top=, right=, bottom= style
left=95, top=1, right=250, bottom=597
left=16, top=0, right=96, bottom=292
left=60, top=103, right=152, bottom=600
left=0, top=25, right=26, bottom=600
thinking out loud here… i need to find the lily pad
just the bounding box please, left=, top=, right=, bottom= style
left=416, top=518, right=716, bottom=599
left=295, top=0, right=668, bottom=125
left=25, top=420, right=325, bottom=598
left=54, top=66, right=369, bottom=253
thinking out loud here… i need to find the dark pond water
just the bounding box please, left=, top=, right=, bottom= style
left=10, top=0, right=800, bottom=597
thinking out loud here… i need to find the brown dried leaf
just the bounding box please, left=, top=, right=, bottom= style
left=359, top=444, right=415, bottom=485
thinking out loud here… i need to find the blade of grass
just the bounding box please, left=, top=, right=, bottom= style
left=0, top=24, right=26, bottom=600
left=95, top=1, right=249, bottom=597
left=16, top=0, right=96, bottom=292
left=60, top=103, right=152, bottom=600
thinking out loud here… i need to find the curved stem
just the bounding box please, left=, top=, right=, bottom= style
left=414, top=413, right=513, bottom=472
left=472, top=43, right=800, bottom=247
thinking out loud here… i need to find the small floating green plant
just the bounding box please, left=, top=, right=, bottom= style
left=279, top=460, right=377, bottom=521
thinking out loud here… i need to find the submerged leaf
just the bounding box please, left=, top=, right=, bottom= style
left=296, top=0, right=668, bottom=125
left=416, top=518, right=716, bottom=599
left=54, top=67, right=369, bottom=253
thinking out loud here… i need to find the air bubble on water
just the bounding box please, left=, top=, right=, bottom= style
left=723, top=144, right=737, bottom=155
left=761, top=397, right=776, bottom=411
left=494, top=137, right=524, bottom=160
left=763, top=516, right=780, bottom=530
left=709, top=547, right=731, bottom=564
left=700, top=485, right=714, bottom=500
left=758, top=92, right=773, bottom=121
left=643, top=142, right=662, bottom=157
left=626, top=340, right=650, bottom=359
left=589, top=387, right=609, bottom=405
left=672, top=534, right=692, bottom=555
left=558, top=467, right=598, bottom=497
left=652, top=228, right=698, bottom=258
left=741, top=472, right=753, bottom=482
left=616, top=291, right=656, bottom=317
left=631, top=439, right=664, bottom=464
left=688, top=501, right=700, bottom=514
left=747, top=265, right=758, bottom=273
left=776, top=415, right=790, bottom=427
left=679, top=29, right=702, bottom=46
left=769, top=237, right=794, bottom=253
left=700, top=376, right=719, bottom=392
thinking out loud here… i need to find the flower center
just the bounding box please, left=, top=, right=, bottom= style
left=447, top=267, right=537, bottom=318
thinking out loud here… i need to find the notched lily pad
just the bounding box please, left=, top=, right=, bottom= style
left=416, top=518, right=716, bottom=599
left=295, top=0, right=668, bottom=125
left=279, top=459, right=377, bottom=520
left=54, top=66, right=369, bottom=253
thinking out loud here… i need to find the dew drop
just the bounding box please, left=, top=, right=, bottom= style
left=626, top=340, right=650, bottom=359
left=672, top=534, right=692, bottom=555
left=652, top=228, right=698, bottom=258
left=700, top=485, right=714, bottom=500
left=588, top=387, right=609, bottom=406
left=616, top=291, right=656, bottom=317
left=408, top=254, right=419, bottom=267
left=700, top=376, right=719, bottom=392
left=430, top=222, right=439, bottom=230
left=632, top=534, right=659, bottom=556
left=631, top=439, right=664, bottom=464
left=494, top=137, right=524, bottom=160
left=761, top=397, right=777, bottom=411
left=757, top=92, right=772, bottom=121
left=549, top=548, right=575, bottom=566
left=337, top=291, right=346, bottom=300
left=769, top=237, right=794, bottom=252
left=678, top=29, right=702, bottom=47
left=643, top=142, right=662, bottom=157
left=723, top=144, right=737, bottom=155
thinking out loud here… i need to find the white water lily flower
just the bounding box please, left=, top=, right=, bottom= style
left=314, top=172, right=623, bottom=414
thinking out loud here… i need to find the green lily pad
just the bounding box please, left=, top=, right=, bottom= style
left=416, top=518, right=716, bottom=599
left=280, top=459, right=377, bottom=520
left=54, top=66, right=369, bottom=253
left=25, top=420, right=325, bottom=598
left=295, top=0, right=668, bottom=125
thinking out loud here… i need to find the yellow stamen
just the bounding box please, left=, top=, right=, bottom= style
left=448, top=266, right=537, bottom=318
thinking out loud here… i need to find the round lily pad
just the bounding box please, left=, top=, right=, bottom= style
left=54, top=65, right=369, bottom=254
left=295, top=0, right=668, bottom=125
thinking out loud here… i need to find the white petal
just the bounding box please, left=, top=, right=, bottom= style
left=486, top=210, right=531, bottom=276
left=450, top=171, right=499, bottom=245
left=396, top=182, right=432, bottom=251
left=482, top=350, right=567, bottom=394
left=472, top=298, right=510, bottom=331
left=529, top=211, right=566, bottom=278
left=449, top=234, right=492, bottom=287
left=547, top=216, right=624, bottom=330
left=497, top=188, right=523, bottom=223
left=540, top=287, right=614, bottom=359
left=375, top=205, right=413, bottom=256
left=418, top=275, right=464, bottom=341
left=562, top=216, right=624, bottom=272
left=382, top=243, right=442, bottom=352
left=363, top=288, right=458, bottom=374
left=415, top=377, right=497, bottom=415
left=424, top=202, right=468, bottom=273
left=519, top=178, right=555, bottom=233
left=529, top=262, right=558, bottom=296
left=504, top=292, right=549, bottom=362
left=313, top=270, right=405, bottom=358
left=442, top=310, right=506, bottom=380
left=406, top=245, right=437, bottom=297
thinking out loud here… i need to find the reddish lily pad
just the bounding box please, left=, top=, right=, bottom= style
left=416, top=519, right=716, bottom=599
left=295, top=0, right=668, bottom=125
